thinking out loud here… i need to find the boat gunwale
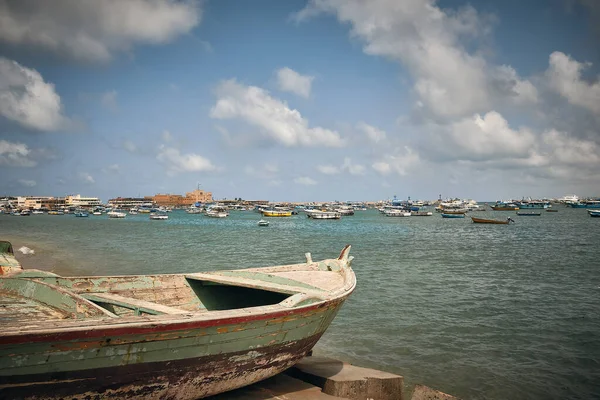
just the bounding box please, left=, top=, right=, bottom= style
left=0, top=247, right=356, bottom=344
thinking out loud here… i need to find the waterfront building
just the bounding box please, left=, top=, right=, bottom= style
left=65, top=194, right=102, bottom=208
left=108, top=197, right=154, bottom=209
left=153, top=189, right=213, bottom=207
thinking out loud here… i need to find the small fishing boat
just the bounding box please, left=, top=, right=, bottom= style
left=491, top=202, right=519, bottom=211
left=206, top=210, right=228, bottom=218
left=546, top=209, right=558, bottom=213
left=442, top=213, right=465, bottom=218
left=471, top=217, right=513, bottom=224
left=441, top=209, right=467, bottom=215
left=383, top=209, right=411, bottom=217
left=31, top=210, right=44, bottom=215
left=0, top=242, right=355, bottom=400
left=47, top=210, right=64, bottom=215
left=92, top=211, right=102, bottom=215
left=107, top=211, right=126, bottom=219
left=74, top=211, right=89, bottom=217
left=262, top=210, right=292, bottom=217
left=257, top=219, right=269, bottom=226
left=306, top=210, right=341, bottom=219
left=19, top=210, right=31, bottom=216
left=516, top=211, right=541, bottom=216
left=149, top=213, right=169, bottom=220
left=588, top=210, right=600, bottom=217
left=411, top=211, right=433, bottom=216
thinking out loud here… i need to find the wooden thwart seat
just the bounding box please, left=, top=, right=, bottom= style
left=82, top=292, right=188, bottom=315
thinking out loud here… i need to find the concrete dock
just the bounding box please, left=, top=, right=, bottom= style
left=208, top=355, right=458, bottom=400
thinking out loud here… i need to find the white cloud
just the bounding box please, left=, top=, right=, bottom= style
left=342, top=157, right=366, bottom=175
left=122, top=140, right=138, bottom=153
left=294, top=0, right=536, bottom=118
left=0, top=140, right=36, bottom=167
left=101, top=90, right=118, bottom=111
left=161, top=130, right=173, bottom=142
left=210, top=79, right=344, bottom=147
left=294, top=176, right=317, bottom=185
left=372, top=146, right=421, bottom=176
left=18, top=179, right=36, bottom=187
left=441, top=111, right=536, bottom=161
left=79, top=172, right=95, bottom=184
left=157, top=145, right=216, bottom=175
left=547, top=51, right=600, bottom=114
left=358, top=122, right=387, bottom=143
left=276, top=67, right=314, bottom=98
left=102, top=163, right=120, bottom=174
left=244, top=163, right=279, bottom=179
left=541, top=129, right=600, bottom=166
left=317, top=165, right=340, bottom=175
left=0, top=0, right=201, bottom=63
left=0, top=58, right=68, bottom=131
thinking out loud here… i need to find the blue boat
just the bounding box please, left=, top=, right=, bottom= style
left=588, top=210, right=600, bottom=217
left=74, top=211, right=89, bottom=217
left=441, top=213, right=465, bottom=219
left=517, top=201, right=550, bottom=209
left=570, top=201, right=600, bottom=208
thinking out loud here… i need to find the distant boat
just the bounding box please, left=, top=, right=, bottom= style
left=262, top=210, right=292, bottom=217
left=31, top=210, right=44, bottom=215
left=516, top=211, right=541, bottom=216
left=588, top=210, right=600, bottom=218
left=471, top=217, right=513, bottom=224
left=47, top=210, right=64, bottom=215
left=442, top=213, right=465, bottom=219
left=74, top=211, right=89, bottom=217
left=411, top=211, right=433, bottom=216
left=258, top=219, right=269, bottom=226
left=206, top=210, right=228, bottom=218
left=383, top=209, right=411, bottom=217
left=491, top=202, right=519, bottom=211
left=306, top=210, right=341, bottom=219
left=19, top=210, right=31, bottom=216
left=149, top=213, right=168, bottom=220
left=107, top=211, right=126, bottom=219
left=92, top=211, right=102, bottom=215
left=546, top=209, right=558, bottom=213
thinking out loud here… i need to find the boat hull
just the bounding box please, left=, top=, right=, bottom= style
left=441, top=213, right=465, bottom=218
left=0, top=297, right=347, bottom=400
left=491, top=206, right=519, bottom=211
left=471, top=217, right=509, bottom=224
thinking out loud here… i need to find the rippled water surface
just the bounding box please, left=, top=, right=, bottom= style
left=2, top=207, right=599, bottom=399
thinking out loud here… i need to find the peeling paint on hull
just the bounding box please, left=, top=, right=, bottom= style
left=0, top=333, right=323, bottom=400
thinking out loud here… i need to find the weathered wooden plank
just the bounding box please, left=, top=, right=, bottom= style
left=81, top=292, right=188, bottom=315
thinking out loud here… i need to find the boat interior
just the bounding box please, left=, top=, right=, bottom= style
left=0, top=245, right=353, bottom=326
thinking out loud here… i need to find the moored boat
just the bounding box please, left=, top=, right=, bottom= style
left=411, top=211, right=433, bottom=216
left=149, top=213, right=169, bottom=220
left=74, top=211, right=89, bottom=217
left=262, top=210, right=292, bottom=217
left=490, top=202, right=519, bottom=211
left=588, top=209, right=600, bottom=217
left=442, top=213, right=465, bottom=218
left=0, top=242, right=356, bottom=400
left=257, top=219, right=269, bottom=226
left=107, top=211, right=126, bottom=219
left=383, top=209, right=411, bottom=217
left=546, top=209, right=558, bottom=213
left=516, top=211, right=541, bottom=216
left=306, top=210, right=341, bottom=219
left=471, top=217, right=513, bottom=224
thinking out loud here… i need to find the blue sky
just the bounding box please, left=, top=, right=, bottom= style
left=1, top=0, right=599, bottom=202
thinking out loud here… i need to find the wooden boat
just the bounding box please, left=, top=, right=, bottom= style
left=411, top=211, right=433, bottom=216
left=471, top=217, right=513, bottom=224
left=516, top=211, right=541, bottom=216
left=262, top=210, right=292, bottom=217
left=441, top=209, right=467, bottom=215
left=441, top=213, right=465, bottom=218
left=306, top=210, right=341, bottom=219
left=0, top=242, right=356, bottom=399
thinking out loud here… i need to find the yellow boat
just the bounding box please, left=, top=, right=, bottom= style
left=262, top=210, right=292, bottom=217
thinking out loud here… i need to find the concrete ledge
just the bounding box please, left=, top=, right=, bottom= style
left=208, top=373, right=341, bottom=399
left=410, top=384, right=459, bottom=400
left=285, top=355, right=404, bottom=400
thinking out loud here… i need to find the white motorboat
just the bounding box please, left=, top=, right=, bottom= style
left=149, top=213, right=168, bottom=220
left=306, top=210, right=341, bottom=220
left=107, top=211, right=126, bottom=219
left=258, top=219, right=269, bottom=226
left=384, top=209, right=411, bottom=217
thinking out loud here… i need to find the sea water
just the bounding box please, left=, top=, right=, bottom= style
left=1, top=207, right=599, bottom=399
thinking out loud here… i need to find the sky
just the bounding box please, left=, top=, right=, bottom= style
left=0, top=0, right=599, bottom=202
